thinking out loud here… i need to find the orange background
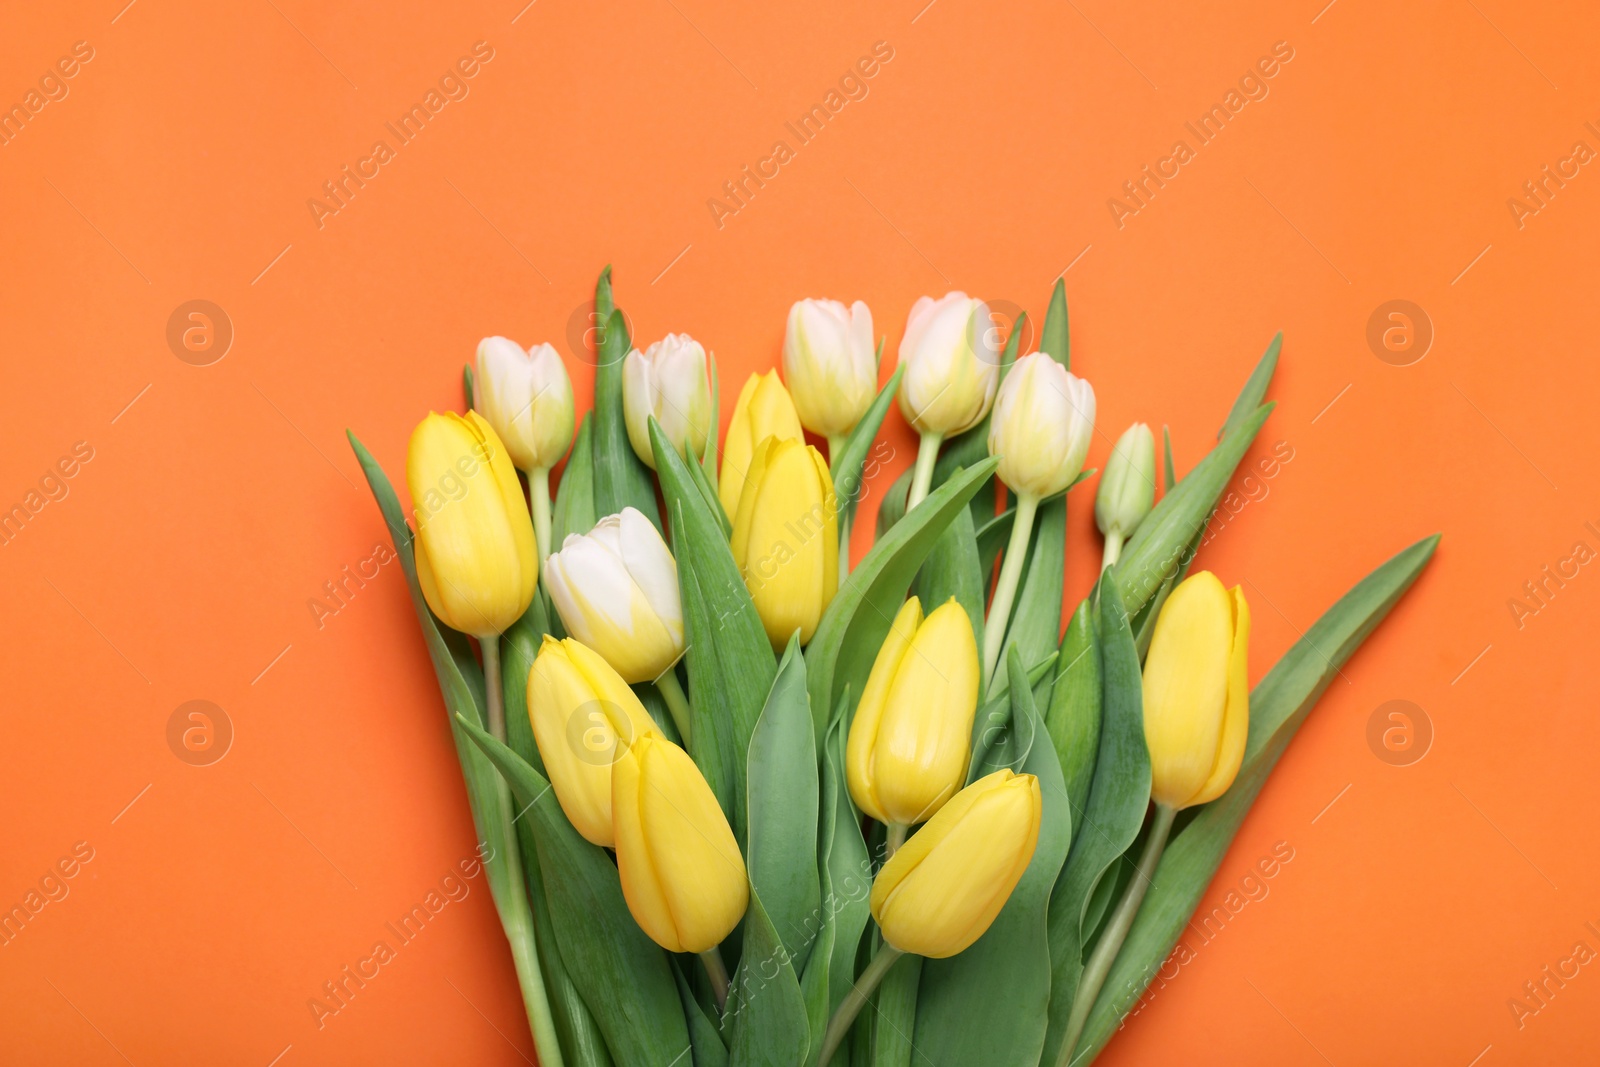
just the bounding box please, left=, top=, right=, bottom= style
left=2, top=0, right=1597, bottom=1063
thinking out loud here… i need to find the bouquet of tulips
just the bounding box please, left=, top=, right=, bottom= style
left=349, top=267, right=1436, bottom=1067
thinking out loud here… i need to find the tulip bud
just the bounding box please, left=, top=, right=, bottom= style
left=896, top=292, right=1000, bottom=437
left=407, top=411, right=537, bottom=637
left=622, top=333, right=713, bottom=471
left=987, top=352, right=1096, bottom=499
left=543, top=508, right=686, bottom=684
left=718, top=370, right=803, bottom=515
left=1095, top=422, right=1156, bottom=540
left=473, top=337, right=575, bottom=473
left=527, top=636, right=663, bottom=846
left=1141, top=571, right=1251, bottom=810
left=871, top=769, right=1041, bottom=958
left=847, top=597, right=980, bottom=827
left=612, top=733, right=749, bottom=953
left=783, top=298, right=877, bottom=439
left=729, top=437, right=837, bottom=649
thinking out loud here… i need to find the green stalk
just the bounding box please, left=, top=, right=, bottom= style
left=981, top=492, right=1039, bottom=681
left=829, top=433, right=853, bottom=582
left=885, top=822, right=908, bottom=862
left=654, top=668, right=692, bottom=745
left=1057, top=804, right=1176, bottom=1067
left=699, top=945, right=731, bottom=1011
left=819, top=942, right=907, bottom=1066
left=906, top=431, right=943, bottom=511
left=1101, top=529, right=1124, bottom=571
left=530, top=467, right=554, bottom=572
left=479, top=637, right=565, bottom=1067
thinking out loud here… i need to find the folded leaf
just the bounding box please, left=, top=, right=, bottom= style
left=1218, top=333, right=1281, bottom=441
left=728, top=888, right=811, bottom=1067
left=1075, top=534, right=1439, bottom=1062
left=1045, top=599, right=1101, bottom=834
left=591, top=268, right=660, bottom=527
left=831, top=365, right=903, bottom=516
left=553, top=414, right=597, bottom=550
left=674, top=959, right=730, bottom=1067
left=987, top=495, right=1067, bottom=701
left=914, top=478, right=985, bottom=659
left=871, top=953, right=924, bottom=1067
left=1040, top=278, right=1070, bottom=368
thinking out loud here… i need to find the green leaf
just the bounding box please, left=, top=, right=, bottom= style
left=687, top=441, right=732, bottom=539
left=746, top=638, right=822, bottom=969
left=870, top=953, right=924, bottom=1067
left=674, top=959, right=729, bottom=1067
left=810, top=699, right=873, bottom=1046
left=968, top=653, right=1057, bottom=784
left=1042, top=575, right=1151, bottom=1066
left=591, top=269, right=660, bottom=527
left=831, top=366, right=903, bottom=512
left=653, top=419, right=777, bottom=845
left=463, top=363, right=475, bottom=411
left=1040, top=277, right=1070, bottom=368
left=1046, top=598, right=1101, bottom=831
left=553, top=414, right=597, bottom=548
left=703, top=350, right=721, bottom=482
left=808, top=458, right=1000, bottom=748
left=914, top=476, right=985, bottom=659
left=1112, top=403, right=1272, bottom=617
left=987, top=495, right=1067, bottom=701
left=1074, top=534, right=1439, bottom=1061
left=728, top=888, right=811, bottom=1067
left=1218, top=332, right=1280, bottom=441
left=456, top=714, right=691, bottom=1067
left=912, top=649, right=1071, bottom=1065
left=1161, top=426, right=1176, bottom=491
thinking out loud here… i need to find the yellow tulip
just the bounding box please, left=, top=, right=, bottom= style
left=407, top=411, right=537, bottom=637
left=729, top=436, right=837, bottom=649
left=718, top=370, right=802, bottom=515
left=612, top=733, right=748, bottom=953
left=1141, top=571, right=1251, bottom=810
left=526, top=636, right=662, bottom=847
left=870, top=769, right=1041, bottom=958
left=847, top=596, right=980, bottom=827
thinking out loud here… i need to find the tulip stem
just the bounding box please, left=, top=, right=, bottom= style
left=819, top=943, right=907, bottom=1066
left=529, top=467, right=553, bottom=572
left=981, top=492, right=1039, bottom=685
left=1056, top=803, right=1177, bottom=1067
left=1101, top=529, right=1124, bottom=571
left=906, top=432, right=943, bottom=511
left=885, top=822, right=908, bottom=861
left=829, top=434, right=853, bottom=582
left=655, top=669, right=692, bottom=745
left=699, top=946, right=731, bottom=1011
left=480, top=637, right=506, bottom=741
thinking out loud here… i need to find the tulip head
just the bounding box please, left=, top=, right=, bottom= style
left=613, top=733, right=749, bottom=953
left=783, top=298, right=878, bottom=439
left=729, top=437, right=837, bottom=649
left=719, top=370, right=803, bottom=515
left=1141, top=571, right=1251, bottom=810
left=407, top=410, right=537, bottom=637
left=987, top=353, right=1096, bottom=499
left=847, top=597, right=980, bottom=826
left=870, top=769, right=1041, bottom=958
left=622, top=333, right=713, bottom=471
left=896, top=292, right=1000, bottom=437
left=1095, top=422, right=1157, bottom=539
left=526, top=636, right=663, bottom=847
left=474, top=337, right=575, bottom=473
left=544, top=508, right=685, bottom=684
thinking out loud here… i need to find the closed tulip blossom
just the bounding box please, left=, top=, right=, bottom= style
left=729, top=436, right=838, bottom=649
left=783, top=298, right=877, bottom=443
left=544, top=508, right=693, bottom=739
left=473, top=337, right=575, bottom=565
left=719, top=370, right=803, bottom=515
left=612, top=732, right=748, bottom=1006
left=1060, top=571, right=1251, bottom=1063
left=897, top=293, right=1000, bottom=510
left=622, top=333, right=713, bottom=470
left=981, top=353, right=1096, bottom=683
left=1094, top=422, right=1157, bottom=569
left=847, top=597, right=980, bottom=840
left=526, top=636, right=663, bottom=847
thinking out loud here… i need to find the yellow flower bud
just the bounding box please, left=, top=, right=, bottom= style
left=783, top=298, right=877, bottom=439
left=474, top=337, right=575, bottom=472
left=1095, top=422, right=1156, bottom=539
left=407, top=410, right=537, bottom=637
left=847, top=597, right=980, bottom=826
left=612, top=733, right=748, bottom=953
left=526, top=636, right=663, bottom=847
left=718, top=370, right=803, bottom=515
left=870, top=769, right=1041, bottom=958
left=896, top=292, right=1000, bottom=436
left=544, top=507, right=685, bottom=683
left=1141, top=571, right=1251, bottom=810
left=622, top=333, right=713, bottom=471
left=729, top=436, right=837, bottom=649
left=987, top=352, right=1096, bottom=499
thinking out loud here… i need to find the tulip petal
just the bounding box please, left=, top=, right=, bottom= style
left=719, top=373, right=762, bottom=515
left=1142, top=571, right=1233, bottom=809
left=528, top=638, right=623, bottom=846
left=612, top=738, right=684, bottom=952
left=1189, top=586, right=1252, bottom=806
left=846, top=597, right=923, bottom=823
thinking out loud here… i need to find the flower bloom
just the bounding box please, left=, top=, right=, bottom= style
left=897, top=292, right=999, bottom=437
left=719, top=370, right=803, bottom=515
left=729, top=437, right=837, bottom=649
left=622, top=333, right=713, bottom=470
left=783, top=298, right=877, bottom=439
left=474, top=336, right=575, bottom=472
left=987, top=352, right=1095, bottom=499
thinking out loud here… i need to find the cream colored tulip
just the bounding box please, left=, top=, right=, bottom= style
left=473, top=337, right=575, bottom=473
left=987, top=352, right=1096, bottom=499
left=622, top=333, right=713, bottom=470
left=783, top=298, right=877, bottom=439
left=896, top=292, right=1000, bottom=436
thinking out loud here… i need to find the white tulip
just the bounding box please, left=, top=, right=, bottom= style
left=988, top=353, right=1096, bottom=499
left=622, top=334, right=713, bottom=470
left=473, top=337, right=574, bottom=473
left=783, top=299, right=877, bottom=440
left=544, top=507, right=685, bottom=684
left=1095, top=422, right=1157, bottom=540
left=896, top=293, right=1000, bottom=437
